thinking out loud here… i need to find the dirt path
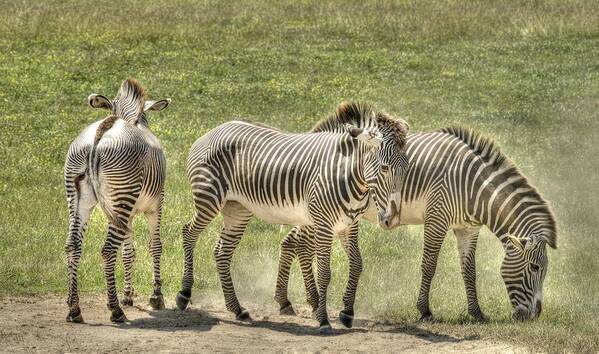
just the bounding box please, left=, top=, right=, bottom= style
left=0, top=296, right=519, bottom=353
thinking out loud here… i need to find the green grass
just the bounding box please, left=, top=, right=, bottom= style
left=1, top=0, right=598, bottom=352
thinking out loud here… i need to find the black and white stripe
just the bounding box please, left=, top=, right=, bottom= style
left=176, top=102, right=409, bottom=333
left=64, top=78, right=170, bottom=323
left=276, top=127, right=557, bottom=322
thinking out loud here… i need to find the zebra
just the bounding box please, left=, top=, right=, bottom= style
left=175, top=102, right=409, bottom=333
left=275, top=127, right=557, bottom=322
left=64, top=78, right=170, bottom=323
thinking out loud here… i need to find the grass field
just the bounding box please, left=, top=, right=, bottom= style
left=1, top=0, right=598, bottom=352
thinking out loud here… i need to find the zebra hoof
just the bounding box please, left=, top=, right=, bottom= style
left=176, top=292, right=190, bottom=311
left=339, top=310, right=354, bottom=328
left=66, top=307, right=84, bottom=323
left=149, top=294, right=165, bottom=310
left=110, top=307, right=127, bottom=323
left=419, top=313, right=434, bottom=322
left=121, top=297, right=134, bottom=307
left=473, top=312, right=489, bottom=323
left=279, top=302, right=296, bottom=316
left=236, top=309, right=252, bottom=322
left=319, top=323, right=333, bottom=335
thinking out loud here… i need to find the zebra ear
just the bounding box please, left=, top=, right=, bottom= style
left=345, top=124, right=383, bottom=148
left=144, top=98, right=171, bottom=112
left=88, top=94, right=112, bottom=110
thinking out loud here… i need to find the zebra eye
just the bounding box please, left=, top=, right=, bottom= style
left=380, top=164, right=389, bottom=173
left=530, top=263, right=540, bottom=272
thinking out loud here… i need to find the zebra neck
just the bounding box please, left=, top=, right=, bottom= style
left=469, top=166, right=552, bottom=242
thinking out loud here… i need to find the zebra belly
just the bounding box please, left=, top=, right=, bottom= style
left=232, top=196, right=313, bottom=226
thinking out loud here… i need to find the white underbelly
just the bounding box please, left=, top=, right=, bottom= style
left=236, top=198, right=313, bottom=226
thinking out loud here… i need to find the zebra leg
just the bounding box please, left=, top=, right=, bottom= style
left=298, top=234, right=319, bottom=315
left=65, top=175, right=96, bottom=323
left=147, top=206, right=165, bottom=310
left=177, top=184, right=224, bottom=310
left=454, top=226, right=487, bottom=322
left=275, top=226, right=318, bottom=316
left=121, top=237, right=135, bottom=307
left=417, top=217, right=448, bottom=321
left=215, top=201, right=252, bottom=320
left=102, top=223, right=128, bottom=323
left=314, top=224, right=335, bottom=334
left=339, top=223, right=362, bottom=328
left=275, top=227, right=300, bottom=315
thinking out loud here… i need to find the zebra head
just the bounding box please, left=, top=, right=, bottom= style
left=501, top=233, right=553, bottom=321
left=347, top=112, right=409, bottom=230
left=87, top=78, right=171, bottom=126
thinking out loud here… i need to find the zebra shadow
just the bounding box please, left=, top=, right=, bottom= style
left=110, top=306, right=220, bottom=332
left=351, top=318, right=473, bottom=343
left=102, top=306, right=473, bottom=342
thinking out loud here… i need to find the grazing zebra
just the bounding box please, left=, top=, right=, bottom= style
left=275, top=127, right=557, bottom=322
left=175, top=102, right=409, bottom=333
left=64, top=79, right=170, bottom=323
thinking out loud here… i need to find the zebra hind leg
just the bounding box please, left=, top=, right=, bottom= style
left=147, top=206, right=165, bottom=310
left=65, top=174, right=96, bottom=323
left=454, top=226, right=488, bottom=322
left=339, top=223, right=362, bottom=328
left=215, top=201, right=252, bottom=321
left=176, top=206, right=222, bottom=310
left=177, top=178, right=224, bottom=311
left=121, top=237, right=135, bottom=307
left=102, top=222, right=128, bottom=323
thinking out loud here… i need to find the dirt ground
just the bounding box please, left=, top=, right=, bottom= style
left=0, top=296, right=521, bottom=353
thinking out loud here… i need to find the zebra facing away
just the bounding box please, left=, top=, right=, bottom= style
left=64, top=79, right=170, bottom=323
left=175, top=102, right=409, bottom=333
left=275, top=127, right=557, bottom=322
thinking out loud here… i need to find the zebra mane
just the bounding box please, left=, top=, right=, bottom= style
left=311, top=101, right=378, bottom=133
left=440, top=126, right=557, bottom=248
left=312, top=101, right=409, bottom=150
left=114, top=78, right=147, bottom=122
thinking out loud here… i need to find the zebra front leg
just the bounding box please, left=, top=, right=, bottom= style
left=339, top=223, right=362, bottom=328
left=297, top=233, right=319, bottom=315
left=275, top=226, right=318, bottom=316
left=314, top=225, right=335, bottom=334
left=275, top=227, right=300, bottom=315
left=454, top=226, right=487, bottom=322
left=121, top=237, right=135, bottom=307
left=215, top=202, right=252, bottom=320
left=102, top=224, right=127, bottom=323
left=64, top=174, right=96, bottom=323
left=147, top=206, right=165, bottom=310
left=417, top=218, right=448, bottom=321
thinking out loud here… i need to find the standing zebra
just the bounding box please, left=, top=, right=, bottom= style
left=275, top=127, right=557, bottom=322
left=175, top=102, right=409, bottom=333
left=64, top=79, right=170, bottom=323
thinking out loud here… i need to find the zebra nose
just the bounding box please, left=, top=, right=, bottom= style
left=378, top=211, right=390, bottom=229
left=536, top=300, right=542, bottom=317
